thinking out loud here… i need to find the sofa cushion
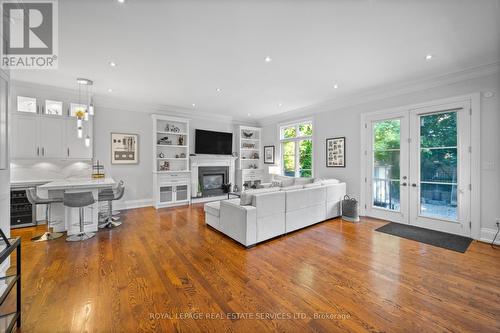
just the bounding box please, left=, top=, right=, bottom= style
left=304, top=182, right=322, bottom=189
left=294, top=178, right=313, bottom=185
left=204, top=201, right=221, bottom=217
left=240, top=187, right=280, bottom=205
left=280, top=184, right=304, bottom=191
left=285, top=186, right=326, bottom=211
left=321, top=179, right=340, bottom=185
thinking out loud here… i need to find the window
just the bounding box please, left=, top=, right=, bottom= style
left=280, top=121, right=313, bottom=177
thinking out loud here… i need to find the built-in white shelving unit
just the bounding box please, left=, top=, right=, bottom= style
left=235, top=125, right=264, bottom=191
left=152, top=115, right=191, bottom=209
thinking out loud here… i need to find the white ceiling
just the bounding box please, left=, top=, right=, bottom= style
left=11, top=0, right=500, bottom=120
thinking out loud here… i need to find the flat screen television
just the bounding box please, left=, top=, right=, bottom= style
left=195, top=129, right=233, bottom=155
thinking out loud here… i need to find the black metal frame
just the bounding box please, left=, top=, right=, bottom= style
left=326, top=137, right=346, bottom=168
left=0, top=228, right=21, bottom=332
left=263, top=145, right=275, bottom=164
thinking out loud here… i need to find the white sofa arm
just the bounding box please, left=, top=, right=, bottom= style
left=325, top=182, right=347, bottom=219
left=220, top=200, right=257, bottom=247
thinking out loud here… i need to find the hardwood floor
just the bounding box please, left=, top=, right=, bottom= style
left=10, top=204, right=500, bottom=333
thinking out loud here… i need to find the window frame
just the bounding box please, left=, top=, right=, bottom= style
left=278, top=119, right=314, bottom=178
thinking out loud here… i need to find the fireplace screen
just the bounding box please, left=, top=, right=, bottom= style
left=203, top=174, right=224, bottom=190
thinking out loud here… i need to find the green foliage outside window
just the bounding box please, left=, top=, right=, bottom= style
left=281, top=122, right=312, bottom=177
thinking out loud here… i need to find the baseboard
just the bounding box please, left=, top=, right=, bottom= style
left=114, top=198, right=153, bottom=211
left=479, top=227, right=500, bottom=245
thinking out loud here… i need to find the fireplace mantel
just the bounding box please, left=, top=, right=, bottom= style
left=190, top=155, right=237, bottom=197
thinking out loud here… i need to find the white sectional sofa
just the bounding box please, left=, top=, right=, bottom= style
left=204, top=177, right=346, bottom=247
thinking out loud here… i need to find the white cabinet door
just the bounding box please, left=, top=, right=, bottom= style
left=39, top=117, right=65, bottom=158
left=11, top=114, right=39, bottom=159
left=65, top=118, right=92, bottom=159
left=174, top=183, right=189, bottom=202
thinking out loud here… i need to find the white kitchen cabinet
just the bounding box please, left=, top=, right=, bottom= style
left=39, top=116, right=65, bottom=158
left=11, top=113, right=93, bottom=160
left=65, top=118, right=92, bottom=159
left=11, top=114, right=38, bottom=159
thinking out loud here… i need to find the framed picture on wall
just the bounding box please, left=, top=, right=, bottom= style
left=111, top=133, right=139, bottom=164
left=326, top=137, right=345, bottom=167
left=264, top=145, right=275, bottom=164
left=45, top=100, right=63, bottom=115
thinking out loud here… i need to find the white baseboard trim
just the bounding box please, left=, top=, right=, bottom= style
left=479, top=227, right=500, bottom=245
left=114, top=198, right=153, bottom=211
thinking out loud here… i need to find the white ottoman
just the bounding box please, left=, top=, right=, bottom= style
left=204, top=201, right=221, bottom=230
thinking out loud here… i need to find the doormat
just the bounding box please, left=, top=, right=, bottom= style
left=375, top=223, right=473, bottom=253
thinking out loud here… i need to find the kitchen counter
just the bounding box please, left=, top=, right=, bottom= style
left=10, top=179, right=53, bottom=188
left=38, top=178, right=115, bottom=191
left=37, top=177, right=116, bottom=236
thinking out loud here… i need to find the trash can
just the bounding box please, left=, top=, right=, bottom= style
left=342, top=195, right=359, bottom=222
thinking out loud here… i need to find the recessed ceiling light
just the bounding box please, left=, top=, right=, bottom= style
left=247, top=113, right=251, bottom=117
left=77, top=78, right=93, bottom=85
left=264, top=56, right=272, bottom=63
left=278, top=103, right=283, bottom=107
left=425, top=54, right=433, bottom=60
left=192, top=103, right=196, bottom=108
left=216, top=88, right=221, bottom=92
left=107, top=88, right=113, bottom=93
left=109, top=61, right=117, bottom=67
left=333, top=84, right=339, bottom=89
left=117, top=0, right=125, bottom=3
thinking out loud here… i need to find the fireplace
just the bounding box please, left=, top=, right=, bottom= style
left=198, top=166, right=229, bottom=197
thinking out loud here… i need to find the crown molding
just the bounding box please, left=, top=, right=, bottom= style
left=257, top=61, right=500, bottom=126
left=10, top=80, right=258, bottom=126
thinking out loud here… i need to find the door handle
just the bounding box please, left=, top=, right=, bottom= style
left=42, top=147, right=45, bottom=156
left=411, top=183, right=417, bottom=187
left=37, top=147, right=39, bottom=156
left=401, top=182, right=407, bottom=187
left=67, top=148, right=70, bottom=157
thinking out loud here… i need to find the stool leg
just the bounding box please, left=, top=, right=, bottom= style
left=66, top=207, right=96, bottom=242
left=99, top=200, right=122, bottom=229
left=32, top=203, right=64, bottom=242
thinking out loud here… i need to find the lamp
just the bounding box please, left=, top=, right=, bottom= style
left=268, top=165, right=281, bottom=180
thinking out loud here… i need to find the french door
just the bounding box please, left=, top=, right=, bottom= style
left=365, top=101, right=471, bottom=236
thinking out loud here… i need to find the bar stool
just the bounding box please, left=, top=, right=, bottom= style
left=25, top=188, right=64, bottom=242
left=99, top=181, right=125, bottom=229
left=64, top=192, right=96, bottom=242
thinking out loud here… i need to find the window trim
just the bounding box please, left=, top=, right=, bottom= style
left=278, top=119, right=314, bottom=178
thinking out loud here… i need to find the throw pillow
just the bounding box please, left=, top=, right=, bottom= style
left=280, top=178, right=294, bottom=187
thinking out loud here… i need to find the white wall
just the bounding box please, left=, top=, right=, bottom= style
left=0, top=70, right=10, bottom=240
left=260, top=73, right=500, bottom=234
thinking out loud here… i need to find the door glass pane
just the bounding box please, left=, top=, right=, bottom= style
left=419, top=112, right=458, bottom=221
left=298, top=139, right=312, bottom=177
left=372, top=119, right=401, bottom=211
left=176, top=185, right=188, bottom=201
left=282, top=141, right=295, bottom=176
left=160, top=186, right=173, bottom=203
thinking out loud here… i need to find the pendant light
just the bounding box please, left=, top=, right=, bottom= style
left=76, top=77, right=94, bottom=141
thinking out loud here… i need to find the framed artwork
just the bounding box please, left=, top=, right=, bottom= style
left=70, top=103, right=87, bottom=117
left=17, top=96, right=37, bottom=113
left=45, top=100, right=63, bottom=115
left=111, top=133, right=139, bottom=164
left=264, top=145, right=275, bottom=164
left=326, top=137, right=345, bottom=167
